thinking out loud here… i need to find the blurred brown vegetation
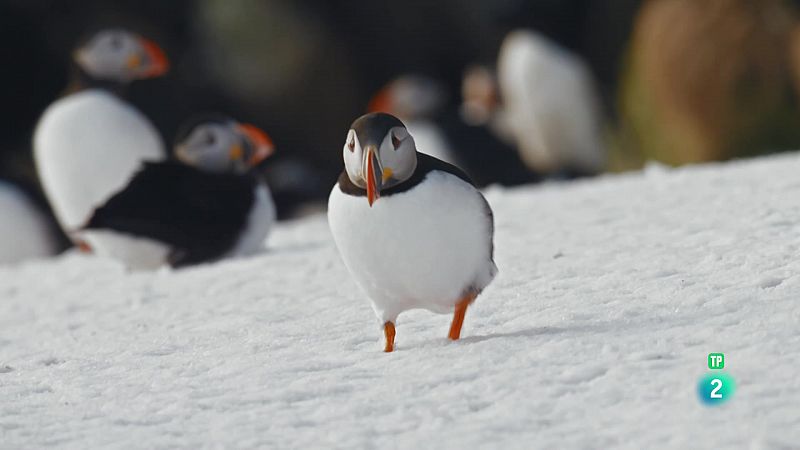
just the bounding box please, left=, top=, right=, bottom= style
left=618, top=0, right=800, bottom=167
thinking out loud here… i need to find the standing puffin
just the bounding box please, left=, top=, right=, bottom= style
left=34, top=29, right=169, bottom=247
left=328, top=113, right=497, bottom=352
left=82, top=117, right=276, bottom=269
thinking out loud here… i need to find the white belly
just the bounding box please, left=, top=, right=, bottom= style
left=82, top=230, right=171, bottom=271
left=328, top=171, right=496, bottom=323
left=0, top=182, right=57, bottom=264
left=34, top=89, right=165, bottom=236
left=228, top=183, right=276, bottom=257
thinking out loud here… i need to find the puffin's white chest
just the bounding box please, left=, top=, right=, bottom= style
left=328, top=171, right=496, bottom=322
left=228, top=183, right=276, bottom=257
left=34, top=89, right=165, bottom=233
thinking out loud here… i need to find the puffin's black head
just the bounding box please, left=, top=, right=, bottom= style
left=343, top=112, right=418, bottom=207
left=73, top=28, right=169, bottom=83
left=174, top=114, right=274, bottom=174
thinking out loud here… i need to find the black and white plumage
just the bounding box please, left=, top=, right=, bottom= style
left=328, top=112, right=497, bottom=352
left=83, top=118, right=276, bottom=269
left=34, top=29, right=169, bottom=246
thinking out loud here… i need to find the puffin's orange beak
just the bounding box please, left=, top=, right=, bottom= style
left=139, top=38, right=169, bottom=78
left=237, top=123, right=274, bottom=166
left=365, top=146, right=381, bottom=207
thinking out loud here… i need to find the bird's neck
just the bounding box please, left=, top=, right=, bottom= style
left=64, top=65, right=128, bottom=98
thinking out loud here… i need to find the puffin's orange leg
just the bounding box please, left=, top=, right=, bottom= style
left=75, top=239, right=93, bottom=254
left=448, top=294, right=476, bottom=340
left=384, top=322, right=396, bottom=353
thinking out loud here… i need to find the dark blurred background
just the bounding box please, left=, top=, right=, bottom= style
left=4, top=0, right=800, bottom=223
left=0, top=0, right=640, bottom=215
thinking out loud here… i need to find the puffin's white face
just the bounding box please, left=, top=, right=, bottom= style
left=74, top=29, right=169, bottom=82
left=175, top=120, right=274, bottom=174
left=343, top=112, right=417, bottom=206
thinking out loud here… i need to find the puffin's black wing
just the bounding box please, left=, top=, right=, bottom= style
left=413, top=152, right=474, bottom=185
left=85, top=161, right=256, bottom=267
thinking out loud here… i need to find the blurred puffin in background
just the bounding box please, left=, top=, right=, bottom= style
left=0, top=180, right=58, bottom=264
left=370, top=74, right=539, bottom=187
left=83, top=116, right=276, bottom=269
left=460, top=64, right=515, bottom=145
left=34, top=28, right=169, bottom=250
left=496, top=30, right=607, bottom=177
left=368, top=75, right=462, bottom=167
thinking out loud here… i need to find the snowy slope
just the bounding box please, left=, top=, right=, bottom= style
left=1, top=153, right=800, bottom=449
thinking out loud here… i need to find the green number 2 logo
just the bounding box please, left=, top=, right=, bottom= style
left=698, top=373, right=734, bottom=405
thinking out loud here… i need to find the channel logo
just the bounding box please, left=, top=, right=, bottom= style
left=697, top=352, right=735, bottom=406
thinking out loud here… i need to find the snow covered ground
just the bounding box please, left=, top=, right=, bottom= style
left=2, top=153, right=800, bottom=449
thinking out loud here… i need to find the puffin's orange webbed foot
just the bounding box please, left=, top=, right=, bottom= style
left=448, top=294, right=476, bottom=340
left=76, top=239, right=92, bottom=254
left=384, top=322, right=395, bottom=353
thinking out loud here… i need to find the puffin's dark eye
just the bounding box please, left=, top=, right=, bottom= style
left=204, top=132, right=216, bottom=146
left=347, top=139, right=355, bottom=152
left=391, top=132, right=402, bottom=150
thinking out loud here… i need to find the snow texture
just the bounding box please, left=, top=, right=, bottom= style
left=2, top=153, right=800, bottom=449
